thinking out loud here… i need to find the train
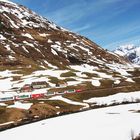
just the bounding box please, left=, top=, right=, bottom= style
left=0, top=93, right=44, bottom=102
left=0, top=89, right=82, bottom=102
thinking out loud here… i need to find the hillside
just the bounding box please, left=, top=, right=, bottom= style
left=0, top=0, right=127, bottom=69
left=0, top=0, right=136, bottom=91
left=0, top=0, right=140, bottom=131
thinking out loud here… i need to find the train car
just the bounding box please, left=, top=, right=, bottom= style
left=55, top=91, right=65, bottom=95
left=0, top=94, right=14, bottom=102
left=75, top=89, right=82, bottom=93
left=66, top=89, right=75, bottom=94
left=45, top=91, right=55, bottom=96
left=15, top=94, right=31, bottom=100
left=31, top=93, right=45, bottom=99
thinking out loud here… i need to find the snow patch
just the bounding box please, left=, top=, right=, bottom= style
left=8, top=101, right=32, bottom=110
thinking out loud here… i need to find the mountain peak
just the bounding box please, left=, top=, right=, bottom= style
left=116, top=44, right=136, bottom=52
left=114, top=44, right=140, bottom=65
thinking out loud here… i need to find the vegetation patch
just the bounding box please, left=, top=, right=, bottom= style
left=127, top=68, right=140, bottom=77
left=64, top=78, right=77, bottom=82
left=64, top=84, right=140, bottom=102
left=82, top=72, right=99, bottom=78
left=27, top=103, right=57, bottom=118
left=45, top=100, right=82, bottom=112
left=48, top=77, right=59, bottom=84
left=0, top=107, right=26, bottom=124
left=60, top=71, right=76, bottom=77
left=100, top=79, right=114, bottom=88
left=133, top=77, right=140, bottom=84
left=12, top=76, right=21, bottom=81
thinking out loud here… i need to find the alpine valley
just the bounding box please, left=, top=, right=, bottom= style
left=0, top=0, right=140, bottom=136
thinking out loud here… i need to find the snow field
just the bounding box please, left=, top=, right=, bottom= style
left=84, top=91, right=140, bottom=106
left=0, top=103, right=140, bottom=140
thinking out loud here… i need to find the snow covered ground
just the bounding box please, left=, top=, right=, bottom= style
left=0, top=62, right=135, bottom=92
left=7, top=101, right=32, bottom=110
left=0, top=103, right=140, bottom=140
left=84, top=91, right=140, bottom=105
left=48, top=95, right=89, bottom=108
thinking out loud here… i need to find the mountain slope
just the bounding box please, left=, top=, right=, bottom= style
left=0, top=0, right=128, bottom=70
left=114, top=44, right=140, bottom=65
left=1, top=0, right=140, bottom=131
left=0, top=0, right=138, bottom=92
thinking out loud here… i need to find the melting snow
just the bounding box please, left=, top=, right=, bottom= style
left=22, top=33, right=34, bottom=39
left=0, top=103, right=140, bottom=140
left=126, top=78, right=135, bottom=83
left=8, top=101, right=32, bottom=110
left=91, top=80, right=101, bottom=86
left=84, top=91, right=140, bottom=105
left=48, top=96, right=89, bottom=108
left=23, top=41, right=34, bottom=47
left=0, top=34, right=6, bottom=40
left=114, top=79, right=121, bottom=84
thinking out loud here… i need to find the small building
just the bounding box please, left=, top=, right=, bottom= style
left=46, top=88, right=64, bottom=96
left=31, top=81, right=48, bottom=89
left=46, top=91, right=55, bottom=96
left=20, top=84, right=32, bottom=92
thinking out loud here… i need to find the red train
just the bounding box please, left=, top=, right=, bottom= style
left=0, top=89, right=83, bottom=102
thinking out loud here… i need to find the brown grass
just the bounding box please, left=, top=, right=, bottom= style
left=60, top=71, right=76, bottom=77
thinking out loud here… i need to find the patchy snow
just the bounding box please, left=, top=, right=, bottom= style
left=8, top=101, right=32, bottom=110
left=70, top=64, right=112, bottom=78
left=55, top=41, right=61, bottom=46
left=0, top=103, right=7, bottom=106
left=0, top=70, right=22, bottom=78
left=4, top=45, right=12, bottom=51
left=48, top=96, right=89, bottom=108
left=84, top=91, right=140, bottom=105
left=106, top=63, right=131, bottom=76
left=0, top=121, right=14, bottom=127
left=48, top=39, right=53, bottom=43
left=1, top=103, right=140, bottom=140
left=66, top=81, right=82, bottom=86
left=0, top=78, right=13, bottom=91
left=22, top=46, right=29, bottom=53
left=76, top=45, right=92, bottom=55
left=51, top=49, right=58, bottom=55
left=0, top=34, right=6, bottom=40
left=114, top=79, right=121, bottom=84
left=0, top=92, right=14, bottom=99
left=92, top=71, right=112, bottom=78
left=0, top=0, right=16, bottom=5
left=44, top=60, right=58, bottom=69
left=91, top=79, right=101, bottom=86
left=39, top=33, right=48, bottom=37
left=22, top=33, right=34, bottom=39
left=55, top=106, right=60, bottom=109
left=32, top=70, right=68, bottom=79
left=51, top=44, right=67, bottom=53
left=23, top=41, right=34, bottom=47
left=126, top=78, right=135, bottom=83
left=70, top=64, right=98, bottom=73
left=8, top=55, right=16, bottom=60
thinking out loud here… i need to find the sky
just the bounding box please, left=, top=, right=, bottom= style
left=10, top=0, right=140, bottom=50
